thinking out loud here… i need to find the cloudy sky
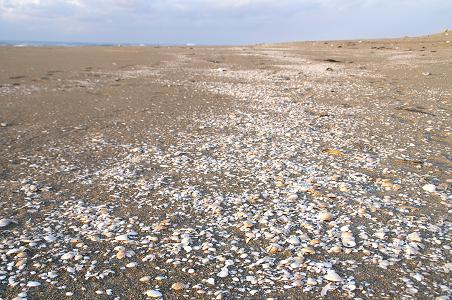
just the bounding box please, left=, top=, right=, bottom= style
left=0, top=0, right=451, bottom=44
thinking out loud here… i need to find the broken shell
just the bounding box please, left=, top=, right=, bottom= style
left=407, top=232, right=422, bottom=242
left=267, top=244, right=283, bottom=254
left=242, top=220, right=254, bottom=228
left=60, top=252, right=75, bottom=260
left=324, top=270, right=343, bottom=282
left=116, top=250, right=126, bottom=259
left=422, top=184, right=436, bottom=192
left=301, top=246, right=315, bottom=255
left=329, top=246, right=342, bottom=253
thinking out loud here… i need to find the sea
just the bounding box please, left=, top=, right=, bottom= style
left=0, top=40, right=190, bottom=47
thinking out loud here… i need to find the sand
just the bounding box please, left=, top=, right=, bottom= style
left=0, top=31, right=451, bottom=299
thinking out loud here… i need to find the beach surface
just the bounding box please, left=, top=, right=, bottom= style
left=0, top=32, right=451, bottom=299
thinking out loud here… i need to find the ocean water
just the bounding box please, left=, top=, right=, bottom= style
left=0, top=40, right=117, bottom=47
left=0, top=40, right=188, bottom=47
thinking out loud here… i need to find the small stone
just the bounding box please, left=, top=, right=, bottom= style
left=126, top=262, right=137, bottom=268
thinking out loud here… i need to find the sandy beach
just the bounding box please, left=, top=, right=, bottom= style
left=0, top=31, right=451, bottom=299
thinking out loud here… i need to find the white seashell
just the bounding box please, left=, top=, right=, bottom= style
left=206, top=278, right=215, bottom=285
left=217, top=268, right=229, bottom=278
left=318, top=211, right=333, bottom=222
left=422, top=184, right=436, bottom=192
left=6, top=248, right=20, bottom=256
left=171, top=282, right=185, bottom=291
left=341, top=232, right=356, bottom=247
left=324, top=270, right=343, bottom=282
left=115, top=234, right=130, bottom=241
left=329, top=246, right=342, bottom=253
left=287, top=236, right=301, bottom=245
left=405, top=244, right=419, bottom=256
left=287, top=194, right=298, bottom=202
left=44, top=235, right=57, bottom=242
left=374, top=231, right=385, bottom=239
left=379, top=260, right=390, bottom=269
left=61, top=252, right=75, bottom=260
left=407, top=232, right=421, bottom=242
left=27, top=281, right=41, bottom=287
left=145, top=290, right=162, bottom=298
left=139, top=276, right=151, bottom=282
left=0, top=218, right=12, bottom=228
left=321, top=283, right=334, bottom=296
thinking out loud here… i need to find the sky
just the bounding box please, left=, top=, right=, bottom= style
left=0, top=0, right=451, bottom=45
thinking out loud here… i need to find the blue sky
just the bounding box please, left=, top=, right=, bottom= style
left=0, top=0, right=451, bottom=45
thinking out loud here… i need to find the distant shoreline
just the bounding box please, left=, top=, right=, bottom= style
left=0, top=40, right=184, bottom=47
